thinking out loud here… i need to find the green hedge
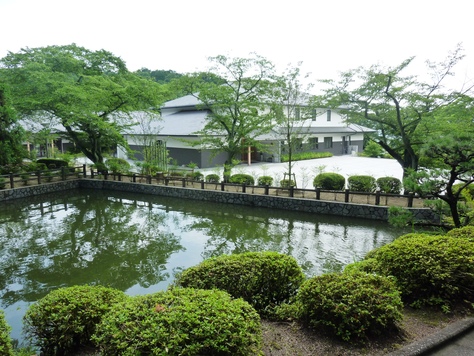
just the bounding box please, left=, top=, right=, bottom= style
left=105, top=157, right=130, bottom=174
left=296, top=272, right=403, bottom=342
left=313, top=172, right=345, bottom=190
left=280, top=179, right=296, bottom=188
left=353, top=234, right=474, bottom=310
left=348, top=175, right=376, bottom=193
left=281, top=151, right=332, bottom=162
left=447, top=226, right=474, bottom=240
left=257, top=175, right=273, bottom=186
left=191, top=171, right=204, bottom=181
left=0, top=310, right=13, bottom=356
left=205, top=173, right=220, bottom=183
left=23, top=285, right=127, bottom=355
left=229, top=173, right=255, bottom=185
left=36, top=158, right=69, bottom=169
left=175, top=251, right=305, bottom=315
left=377, top=176, right=402, bottom=194
left=93, top=288, right=262, bottom=355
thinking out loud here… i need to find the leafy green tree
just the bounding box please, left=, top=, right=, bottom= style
left=175, top=54, right=276, bottom=180
left=271, top=62, right=317, bottom=183
left=135, top=68, right=183, bottom=83
left=318, top=45, right=469, bottom=178
left=0, top=44, right=168, bottom=165
left=404, top=95, right=474, bottom=228
left=0, top=83, right=27, bottom=167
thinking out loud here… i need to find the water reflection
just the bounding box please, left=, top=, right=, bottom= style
left=0, top=188, right=408, bottom=343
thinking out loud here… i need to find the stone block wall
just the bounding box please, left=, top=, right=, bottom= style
left=0, top=179, right=437, bottom=222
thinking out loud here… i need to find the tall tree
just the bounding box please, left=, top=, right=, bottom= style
left=318, top=45, right=470, bottom=178
left=271, top=62, right=316, bottom=185
left=404, top=94, right=474, bottom=228
left=0, top=83, right=27, bottom=167
left=0, top=44, right=168, bottom=165
left=175, top=54, right=276, bottom=180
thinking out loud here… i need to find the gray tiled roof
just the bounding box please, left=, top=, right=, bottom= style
left=161, top=94, right=202, bottom=109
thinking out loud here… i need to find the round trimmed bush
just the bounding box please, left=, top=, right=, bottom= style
left=447, top=226, right=474, bottom=240
left=37, top=158, right=69, bottom=169
left=0, top=310, right=13, bottom=356
left=280, top=179, right=296, bottom=188
left=360, top=234, right=474, bottom=309
left=191, top=171, right=204, bottom=181
left=176, top=251, right=305, bottom=315
left=205, top=173, right=220, bottom=183
left=313, top=172, right=345, bottom=190
left=257, top=175, right=273, bottom=186
left=348, top=175, right=376, bottom=193
left=229, top=173, right=255, bottom=185
left=92, top=288, right=262, bottom=355
left=105, top=157, right=130, bottom=174
left=297, top=272, right=403, bottom=342
left=377, top=176, right=402, bottom=194
left=23, top=285, right=127, bottom=355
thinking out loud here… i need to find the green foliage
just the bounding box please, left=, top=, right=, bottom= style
left=257, top=175, right=273, bottom=186
left=0, top=83, right=27, bottom=167
left=296, top=272, right=403, bottom=343
left=205, top=173, right=220, bottom=183
left=191, top=171, right=204, bottom=181
left=361, top=234, right=474, bottom=310
left=453, top=183, right=474, bottom=199
left=174, top=54, right=276, bottom=176
left=23, top=285, right=127, bottom=355
left=105, top=157, right=130, bottom=174
left=313, top=172, right=345, bottom=190
left=348, top=175, right=377, bottom=193
left=1, top=44, right=168, bottom=165
left=229, top=173, right=255, bottom=185
left=388, top=206, right=414, bottom=227
left=36, top=158, right=69, bottom=169
left=281, top=151, right=332, bottom=162
left=377, top=176, right=402, bottom=194
left=280, top=179, right=296, bottom=188
left=92, top=288, right=262, bottom=356
left=0, top=177, right=5, bottom=189
left=175, top=251, right=305, bottom=315
left=447, top=226, right=474, bottom=240
left=0, top=310, right=14, bottom=356
left=361, top=141, right=385, bottom=158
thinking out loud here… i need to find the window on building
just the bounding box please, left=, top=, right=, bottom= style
left=324, top=137, right=333, bottom=149
left=295, top=107, right=301, bottom=119
left=311, top=109, right=317, bottom=121
left=327, top=109, right=332, bottom=121
left=308, top=137, right=319, bottom=149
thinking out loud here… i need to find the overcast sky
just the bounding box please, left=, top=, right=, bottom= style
left=1, top=0, right=473, bottom=90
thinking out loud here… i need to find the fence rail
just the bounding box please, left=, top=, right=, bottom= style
left=91, top=169, right=424, bottom=208
left=0, top=165, right=426, bottom=208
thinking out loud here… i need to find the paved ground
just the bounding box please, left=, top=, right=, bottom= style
left=200, top=155, right=404, bottom=188
left=389, top=317, right=474, bottom=355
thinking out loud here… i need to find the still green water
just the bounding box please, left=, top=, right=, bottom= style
left=0, top=188, right=408, bottom=344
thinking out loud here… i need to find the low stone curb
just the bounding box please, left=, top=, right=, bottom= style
left=389, top=317, right=474, bottom=355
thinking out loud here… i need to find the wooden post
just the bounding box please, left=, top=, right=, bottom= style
left=316, top=188, right=321, bottom=200
left=345, top=189, right=350, bottom=203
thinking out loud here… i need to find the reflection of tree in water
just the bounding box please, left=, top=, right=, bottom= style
left=0, top=190, right=183, bottom=307
left=185, top=205, right=403, bottom=278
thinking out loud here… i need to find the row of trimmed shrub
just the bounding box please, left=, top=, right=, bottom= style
left=206, top=172, right=402, bottom=193
left=313, top=173, right=402, bottom=193
left=4, top=227, right=472, bottom=353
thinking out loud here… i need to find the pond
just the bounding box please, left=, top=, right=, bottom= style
left=0, top=188, right=409, bottom=344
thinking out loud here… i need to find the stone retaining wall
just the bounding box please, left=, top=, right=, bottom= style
left=78, top=179, right=437, bottom=222
left=0, top=180, right=80, bottom=201
left=0, top=179, right=437, bottom=222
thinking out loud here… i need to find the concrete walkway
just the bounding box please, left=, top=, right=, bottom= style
left=200, top=155, right=404, bottom=188
left=389, top=317, right=474, bottom=355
